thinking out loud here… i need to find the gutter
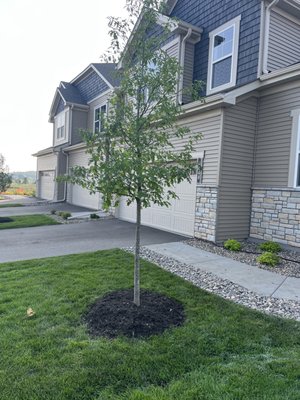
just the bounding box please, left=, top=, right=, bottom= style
left=262, top=0, right=280, bottom=74
left=178, top=28, right=192, bottom=105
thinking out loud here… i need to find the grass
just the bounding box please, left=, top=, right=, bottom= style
left=0, top=214, right=59, bottom=230
left=3, top=182, right=36, bottom=196
left=0, top=249, right=299, bottom=400
left=0, top=203, right=24, bottom=208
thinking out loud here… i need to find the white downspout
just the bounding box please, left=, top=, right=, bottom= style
left=178, top=28, right=192, bottom=105
left=262, top=0, right=280, bottom=74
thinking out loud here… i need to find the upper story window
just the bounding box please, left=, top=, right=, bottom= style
left=94, top=104, right=107, bottom=133
left=207, top=16, right=241, bottom=95
left=55, top=111, right=65, bottom=141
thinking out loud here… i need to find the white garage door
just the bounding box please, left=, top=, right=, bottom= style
left=40, top=171, right=55, bottom=200
left=70, top=184, right=100, bottom=210
left=68, top=150, right=100, bottom=210
left=118, top=176, right=197, bottom=236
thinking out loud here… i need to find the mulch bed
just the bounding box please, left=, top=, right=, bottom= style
left=186, top=239, right=300, bottom=278
left=84, top=289, right=185, bottom=339
left=0, top=217, right=13, bottom=223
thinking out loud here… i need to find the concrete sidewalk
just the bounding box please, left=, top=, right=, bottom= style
left=145, top=242, right=300, bottom=302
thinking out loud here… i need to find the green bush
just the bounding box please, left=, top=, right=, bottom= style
left=90, top=213, right=100, bottom=219
left=257, top=252, right=280, bottom=267
left=259, top=241, right=282, bottom=253
left=57, top=211, right=71, bottom=220
left=224, top=239, right=242, bottom=252
left=50, top=210, right=56, bottom=215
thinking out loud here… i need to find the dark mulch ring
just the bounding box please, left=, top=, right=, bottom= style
left=0, top=217, right=13, bottom=223
left=84, top=289, right=185, bottom=339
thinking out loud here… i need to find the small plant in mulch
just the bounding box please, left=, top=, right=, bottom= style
left=257, top=252, right=280, bottom=267
left=90, top=213, right=100, bottom=219
left=259, top=241, right=282, bottom=253
left=0, top=217, right=13, bottom=223
left=224, top=239, right=242, bottom=252
left=84, top=289, right=185, bottom=339
left=57, top=211, right=71, bottom=220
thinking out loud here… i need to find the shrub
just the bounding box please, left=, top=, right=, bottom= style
left=58, top=211, right=71, bottom=220
left=224, top=239, right=242, bottom=252
left=257, top=252, right=280, bottom=267
left=259, top=241, right=282, bottom=253
left=50, top=210, right=56, bottom=215
left=90, top=213, right=100, bottom=219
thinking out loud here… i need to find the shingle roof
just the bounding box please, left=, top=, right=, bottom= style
left=92, top=63, right=120, bottom=86
left=59, top=82, right=86, bottom=105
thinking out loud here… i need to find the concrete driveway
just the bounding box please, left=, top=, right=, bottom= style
left=0, top=202, right=92, bottom=217
left=0, top=218, right=184, bottom=263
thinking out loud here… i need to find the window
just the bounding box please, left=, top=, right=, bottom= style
left=55, top=112, right=65, bottom=141
left=289, top=110, right=300, bottom=188
left=295, top=115, right=300, bottom=187
left=94, top=104, right=107, bottom=133
left=57, top=126, right=65, bottom=139
left=207, top=16, right=241, bottom=95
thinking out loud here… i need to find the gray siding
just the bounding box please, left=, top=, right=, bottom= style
left=57, top=151, right=68, bottom=201
left=217, top=97, right=257, bottom=241
left=71, top=109, right=88, bottom=145
left=171, top=0, right=261, bottom=91
left=182, top=41, right=195, bottom=104
left=268, top=10, right=300, bottom=71
left=253, top=86, right=300, bottom=187
left=171, top=110, right=222, bottom=185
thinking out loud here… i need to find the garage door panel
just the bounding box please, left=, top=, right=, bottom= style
left=68, top=150, right=101, bottom=210
left=118, top=176, right=196, bottom=236
left=40, top=171, right=55, bottom=200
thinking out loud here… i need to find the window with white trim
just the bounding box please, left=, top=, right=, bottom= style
left=295, top=115, right=300, bottom=187
left=207, top=16, right=241, bottom=95
left=55, top=112, right=65, bottom=140
left=94, top=104, right=107, bottom=133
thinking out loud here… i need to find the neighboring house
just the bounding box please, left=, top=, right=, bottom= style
left=33, top=63, right=118, bottom=209
left=34, top=0, right=300, bottom=248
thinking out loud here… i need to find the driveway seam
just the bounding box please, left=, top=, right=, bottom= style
left=270, top=276, right=288, bottom=298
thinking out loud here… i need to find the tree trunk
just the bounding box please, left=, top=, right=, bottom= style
left=134, top=198, right=142, bottom=306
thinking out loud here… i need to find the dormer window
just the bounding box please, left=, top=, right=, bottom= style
left=94, top=104, right=107, bottom=133
left=207, top=16, right=241, bottom=95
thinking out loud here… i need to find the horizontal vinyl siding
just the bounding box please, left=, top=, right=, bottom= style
left=217, top=97, right=257, bottom=241
left=182, top=42, right=195, bottom=104
left=253, top=86, right=300, bottom=187
left=268, top=10, right=300, bottom=71
left=166, top=40, right=179, bottom=58
left=37, top=153, right=57, bottom=171
left=71, top=109, right=88, bottom=145
left=171, top=110, right=222, bottom=185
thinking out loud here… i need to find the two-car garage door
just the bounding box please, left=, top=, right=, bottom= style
left=117, top=175, right=197, bottom=236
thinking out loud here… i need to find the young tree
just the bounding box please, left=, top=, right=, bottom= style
left=62, top=0, right=202, bottom=306
left=0, top=154, right=12, bottom=193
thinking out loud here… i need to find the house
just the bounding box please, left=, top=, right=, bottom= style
left=34, top=0, right=300, bottom=248
left=33, top=63, right=118, bottom=209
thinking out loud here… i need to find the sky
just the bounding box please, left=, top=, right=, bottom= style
left=0, top=0, right=126, bottom=172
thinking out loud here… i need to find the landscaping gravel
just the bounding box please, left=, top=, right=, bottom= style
left=125, top=247, right=300, bottom=322
left=186, top=239, right=300, bottom=278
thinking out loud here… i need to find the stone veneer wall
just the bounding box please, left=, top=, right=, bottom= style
left=250, top=188, right=300, bottom=248
left=194, top=186, right=218, bottom=242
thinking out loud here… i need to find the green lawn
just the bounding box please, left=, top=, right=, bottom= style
left=0, top=250, right=299, bottom=400
left=0, top=214, right=59, bottom=229
left=0, top=203, right=24, bottom=208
